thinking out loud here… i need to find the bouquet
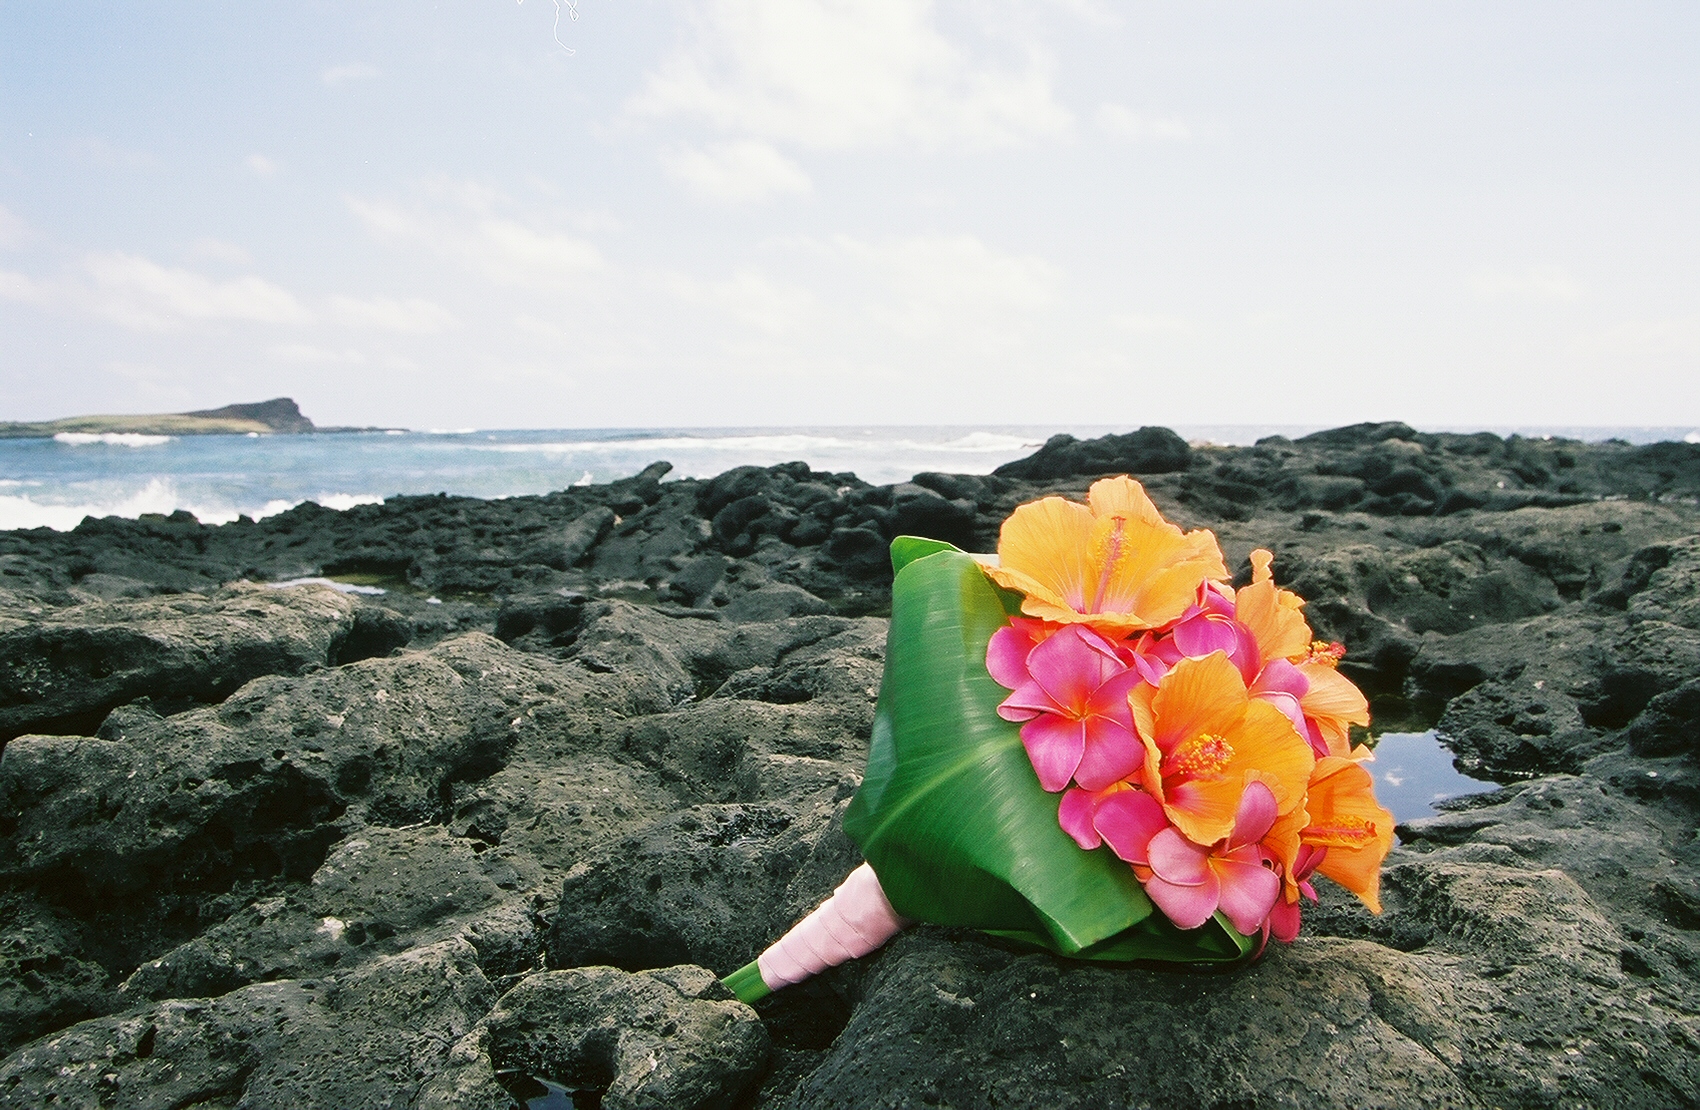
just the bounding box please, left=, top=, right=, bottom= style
left=724, top=477, right=1393, bottom=1004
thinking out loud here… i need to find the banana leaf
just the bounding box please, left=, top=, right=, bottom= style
left=842, top=536, right=1254, bottom=963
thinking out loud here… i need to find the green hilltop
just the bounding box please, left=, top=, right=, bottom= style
left=0, top=398, right=333, bottom=438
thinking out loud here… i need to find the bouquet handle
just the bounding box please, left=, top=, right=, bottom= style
left=723, top=863, right=907, bottom=1004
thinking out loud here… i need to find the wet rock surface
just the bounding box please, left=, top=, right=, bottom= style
left=2, top=425, right=1699, bottom=1107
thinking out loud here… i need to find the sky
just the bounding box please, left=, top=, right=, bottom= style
left=0, top=0, right=1697, bottom=430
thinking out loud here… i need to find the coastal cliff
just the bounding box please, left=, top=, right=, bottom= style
left=1, top=424, right=1699, bottom=1108
left=0, top=397, right=379, bottom=438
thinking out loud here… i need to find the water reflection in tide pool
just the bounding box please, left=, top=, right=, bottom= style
left=1369, top=731, right=1500, bottom=825
left=505, top=1076, right=595, bottom=1109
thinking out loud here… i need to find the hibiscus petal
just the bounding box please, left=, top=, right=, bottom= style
left=1297, top=662, right=1371, bottom=726
left=1224, top=699, right=1316, bottom=816
left=1019, top=713, right=1086, bottom=792
left=1212, top=854, right=1282, bottom=935
left=1148, top=652, right=1249, bottom=755
left=1091, top=788, right=1168, bottom=865
left=984, top=496, right=1097, bottom=614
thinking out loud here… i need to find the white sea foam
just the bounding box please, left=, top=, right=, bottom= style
left=53, top=432, right=173, bottom=447
left=925, top=432, right=1043, bottom=452
left=253, top=493, right=384, bottom=519
left=0, top=478, right=383, bottom=532
left=0, top=478, right=210, bottom=530
left=266, top=576, right=387, bottom=596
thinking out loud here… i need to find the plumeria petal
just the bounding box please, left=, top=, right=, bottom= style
left=1057, top=787, right=1103, bottom=850
left=1073, top=718, right=1145, bottom=791
left=1091, top=788, right=1168, bottom=866
left=1144, top=870, right=1221, bottom=931
left=1252, top=658, right=1310, bottom=701
left=1024, top=626, right=1102, bottom=712
left=1018, top=713, right=1086, bottom=792
left=1146, top=828, right=1212, bottom=886
left=1212, top=853, right=1282, bottom=935
left=986, top=623, right=1039, bottom=689
left=996, top=679, right=1064, bottom=722
left=1227, top=780, right=1279, bottom=850
left=1173, top=613, right=1244, bottom=661
left=1084, top=668, right=1143, bottom=726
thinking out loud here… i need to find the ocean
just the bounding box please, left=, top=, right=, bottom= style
left=3, top=422, right=1697, bottom=533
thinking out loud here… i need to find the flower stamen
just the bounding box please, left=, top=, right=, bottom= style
left=1088, top=515, right=1130, bottom=614
left=1166, top=732, right=1235, bottom=780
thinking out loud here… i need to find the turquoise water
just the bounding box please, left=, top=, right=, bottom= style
left=2, top=422, right=1693, bottom=532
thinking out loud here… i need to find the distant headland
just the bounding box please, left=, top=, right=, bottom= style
left=0, top=398, right=394, bottom=438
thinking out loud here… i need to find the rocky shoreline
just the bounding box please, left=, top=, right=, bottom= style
left=2, top=422, right=1698, bottom=1108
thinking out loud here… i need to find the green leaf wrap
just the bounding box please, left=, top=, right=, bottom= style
left=842, top=538, right=1254, bottom=964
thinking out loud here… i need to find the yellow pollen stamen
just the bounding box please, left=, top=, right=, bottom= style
left=1088, top=515, right=1130, bottom=614
left=1167, top=732, right=1234, bottom=779
left=1304, top=815, right=1375, bottom=847
left=1306, top=640, right=1346, bottom=667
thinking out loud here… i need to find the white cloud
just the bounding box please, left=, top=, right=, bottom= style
left=268, top=343, right=369, bottom=366
left=84, top=252, right=310, bottom=330
left=670, top=268, right=817, bottom=333
left=0, top=204, right=28, bottom=249
left=828, top=232, right=1061, bottom=335
left=0, top=268, right=46, bottom=304
left=1469, top=266, right=1583, bottom=303
left=660, top=141, right=812, bottom=203
left=1108, top=311, right=1190, bottom=334
left=330, top=294, right=456, bottom=333
left=246, top=154, right=279, bottom=178
left=1094, top=104, right=1190, bottom=142
left=346, top=187, right=603, bottom=288
left=629, top=0, right=1072, bottom=149
left=190, top=238, right=255, bottom=266
left=322, top=63, right=381, bottom=86
left=63, top=137, right=155, bottom=171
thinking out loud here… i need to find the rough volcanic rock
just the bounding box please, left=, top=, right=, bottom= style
left=992, top=427, right=1192, bottom=480
left=4, top=426, right=1700, bottom=1109
left=116, top=825, right=541, bottom=1003
left=420, top=964, right=769, bottom=1110
left=548, top=800, right=862, bottom=978
left=0, top=583, right=399, bottom=743
left=0, top=938, right=494, bottom=1110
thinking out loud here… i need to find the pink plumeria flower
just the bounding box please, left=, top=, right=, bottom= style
left=1075, top=779, right=1283, bottom=936
left=991, top=623, right=1145, bottom=792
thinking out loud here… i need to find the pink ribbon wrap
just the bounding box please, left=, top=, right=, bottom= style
left=756, top=863, right=907, bottom=991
